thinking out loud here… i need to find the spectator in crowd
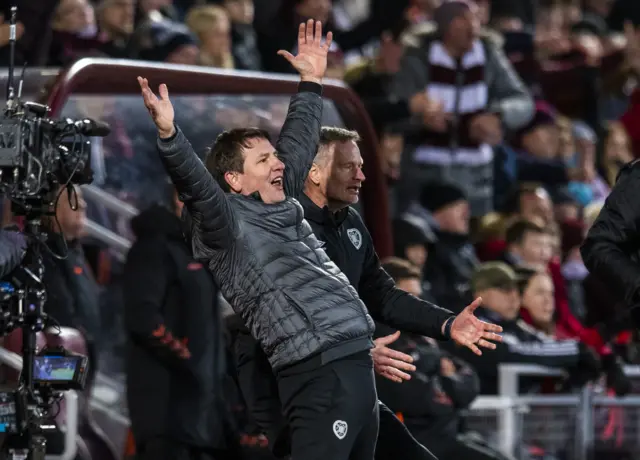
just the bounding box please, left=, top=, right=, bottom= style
left=503, top=183, right=555, bottom=227
left=95, top=0, right=136, bottom=57
left=259, top=0, right=343, bottom=76
left=392, top=0, right=534, bottom=217
left=186, top=5, right=235, bottom=68
left=344, top=32, right=411, bottom=133
left=378, top=123, right=405, bottom=186
left=597, top=121, right=634, bottom=186
left=392, top=218, right=433, bottom=275
left=376, top=257, right=514, bottom=460
left=43, top=185, right=101, bottom=348
left=518, top=266, right=631, bottom=395
left=221, top=0, right=262, bottom=70
left=518, top=267, right=557, bottom=336
left=494, top=103, right=596, bottom=207
left=511, top=102, right=572, bottom=189
left=420, top=181, right=477, bottom=312
left=501, top=219, right=552, bottom=271
left=123, top=185, right=231, bottom=460
left=552, top=187, right=581, bottom=223
left=130, top=17, right=199, bottom=64
left=444, top=262, right=597, bottom=395
left=48, top=0, right=102, bottom=65
left=558, top=218, right=589, bottom=321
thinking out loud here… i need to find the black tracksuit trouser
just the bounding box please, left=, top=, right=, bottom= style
left=276, top=351, right=379, bottom=460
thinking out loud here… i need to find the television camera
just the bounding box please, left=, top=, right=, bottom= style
left=0, top=6, right=109, bottom=459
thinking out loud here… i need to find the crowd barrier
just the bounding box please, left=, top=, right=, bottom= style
left=5, top=355, right=636, bottom=460
left=469, top=364, right=640, bottom=459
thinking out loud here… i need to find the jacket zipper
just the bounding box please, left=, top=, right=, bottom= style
left=283, top=291, right=316, bottom=330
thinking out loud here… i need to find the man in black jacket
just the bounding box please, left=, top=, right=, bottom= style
left=232, top=126, right=458, bottom=460
left=123, top=187, right=230, bottom=460
left=581, top=160, right=640, bottom=334
left=138, top=19, right=502, bottom=460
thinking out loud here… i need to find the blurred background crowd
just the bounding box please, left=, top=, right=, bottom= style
left=2, top=0, right=640, bottom=459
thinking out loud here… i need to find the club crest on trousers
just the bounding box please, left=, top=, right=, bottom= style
left=333, top=420, right=348, bottom=439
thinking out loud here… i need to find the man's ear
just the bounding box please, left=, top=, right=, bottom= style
left=224, top=171, right=241, bottom=193
left=307, top=163, right=322, bottom=186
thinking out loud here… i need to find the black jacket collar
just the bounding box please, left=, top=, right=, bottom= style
left=299, top=193, right=349, bottom=228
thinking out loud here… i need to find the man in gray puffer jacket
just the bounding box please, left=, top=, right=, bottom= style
left=138, top=19, right=503, bottom=460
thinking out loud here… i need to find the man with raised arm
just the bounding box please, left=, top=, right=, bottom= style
left=138, top=19, right=502, bottom=460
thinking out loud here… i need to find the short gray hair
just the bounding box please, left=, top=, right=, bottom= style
left=314, top=127, right=361, bottom=165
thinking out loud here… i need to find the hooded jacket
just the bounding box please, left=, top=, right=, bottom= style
left=124, top=205, right=224, bottom=449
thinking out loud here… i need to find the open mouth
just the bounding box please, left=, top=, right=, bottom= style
left=271, top=177, right=283, bottom=188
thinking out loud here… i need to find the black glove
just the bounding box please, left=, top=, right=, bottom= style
left=602, top=353, right=632, bottom=397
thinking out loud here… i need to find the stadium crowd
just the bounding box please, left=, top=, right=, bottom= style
left=2, top=0, right=640, bottom=459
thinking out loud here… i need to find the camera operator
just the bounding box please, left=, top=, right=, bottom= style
left=123, top=184, right=230, bottom=460
left=42, top=184, right=101, bottom=349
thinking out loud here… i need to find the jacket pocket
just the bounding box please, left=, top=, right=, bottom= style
left=282, top=291, right=316, bottom=331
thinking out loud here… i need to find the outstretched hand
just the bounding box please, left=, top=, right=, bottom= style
left=137, top=76, right=175, bottom=138
left=371, top=331, right=416, bottom=383
left=450, top=297, right=503, bottom=356
left=278, top=19, right=333, bottom=84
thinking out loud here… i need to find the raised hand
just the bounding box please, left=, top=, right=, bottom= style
left=278, top=19, right=333, bottom=84
left=138, top=76, right=175, bottom=138
left=449, top=297, right=503, bottom=356
left=371, top=330, right=416, bottom=383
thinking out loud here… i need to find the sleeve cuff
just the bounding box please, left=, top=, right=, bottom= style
left=443, top=316, right=456, bottom=340
left=158, top=124, right=179, bottom=143
left=298, top=81, right=323, bottom=96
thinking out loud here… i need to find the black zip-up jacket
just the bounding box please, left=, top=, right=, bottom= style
left=231, top=194, right=455, bottom=456
left=158, top=83, right=377, bottom=372
left=298, top=193, right=454, bottom=330
left=581, top=160, right=640, bottom=328
left=124, top=205, right=225, bottom=449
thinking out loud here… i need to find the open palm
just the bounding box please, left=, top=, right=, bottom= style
left=450, top=297, right=503, bottom=356
left=137, top=76, right=175, bottom=138
left=278, top=19, right=333, bottom=83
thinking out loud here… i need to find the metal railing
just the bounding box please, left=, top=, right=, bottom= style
left=0, top=348, right=79, bottom=460
left=81, top=185, right=138, bottom=220
left=80, top=184, right=139, bottom=259
left=470, top=364, right=640, bottom=459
